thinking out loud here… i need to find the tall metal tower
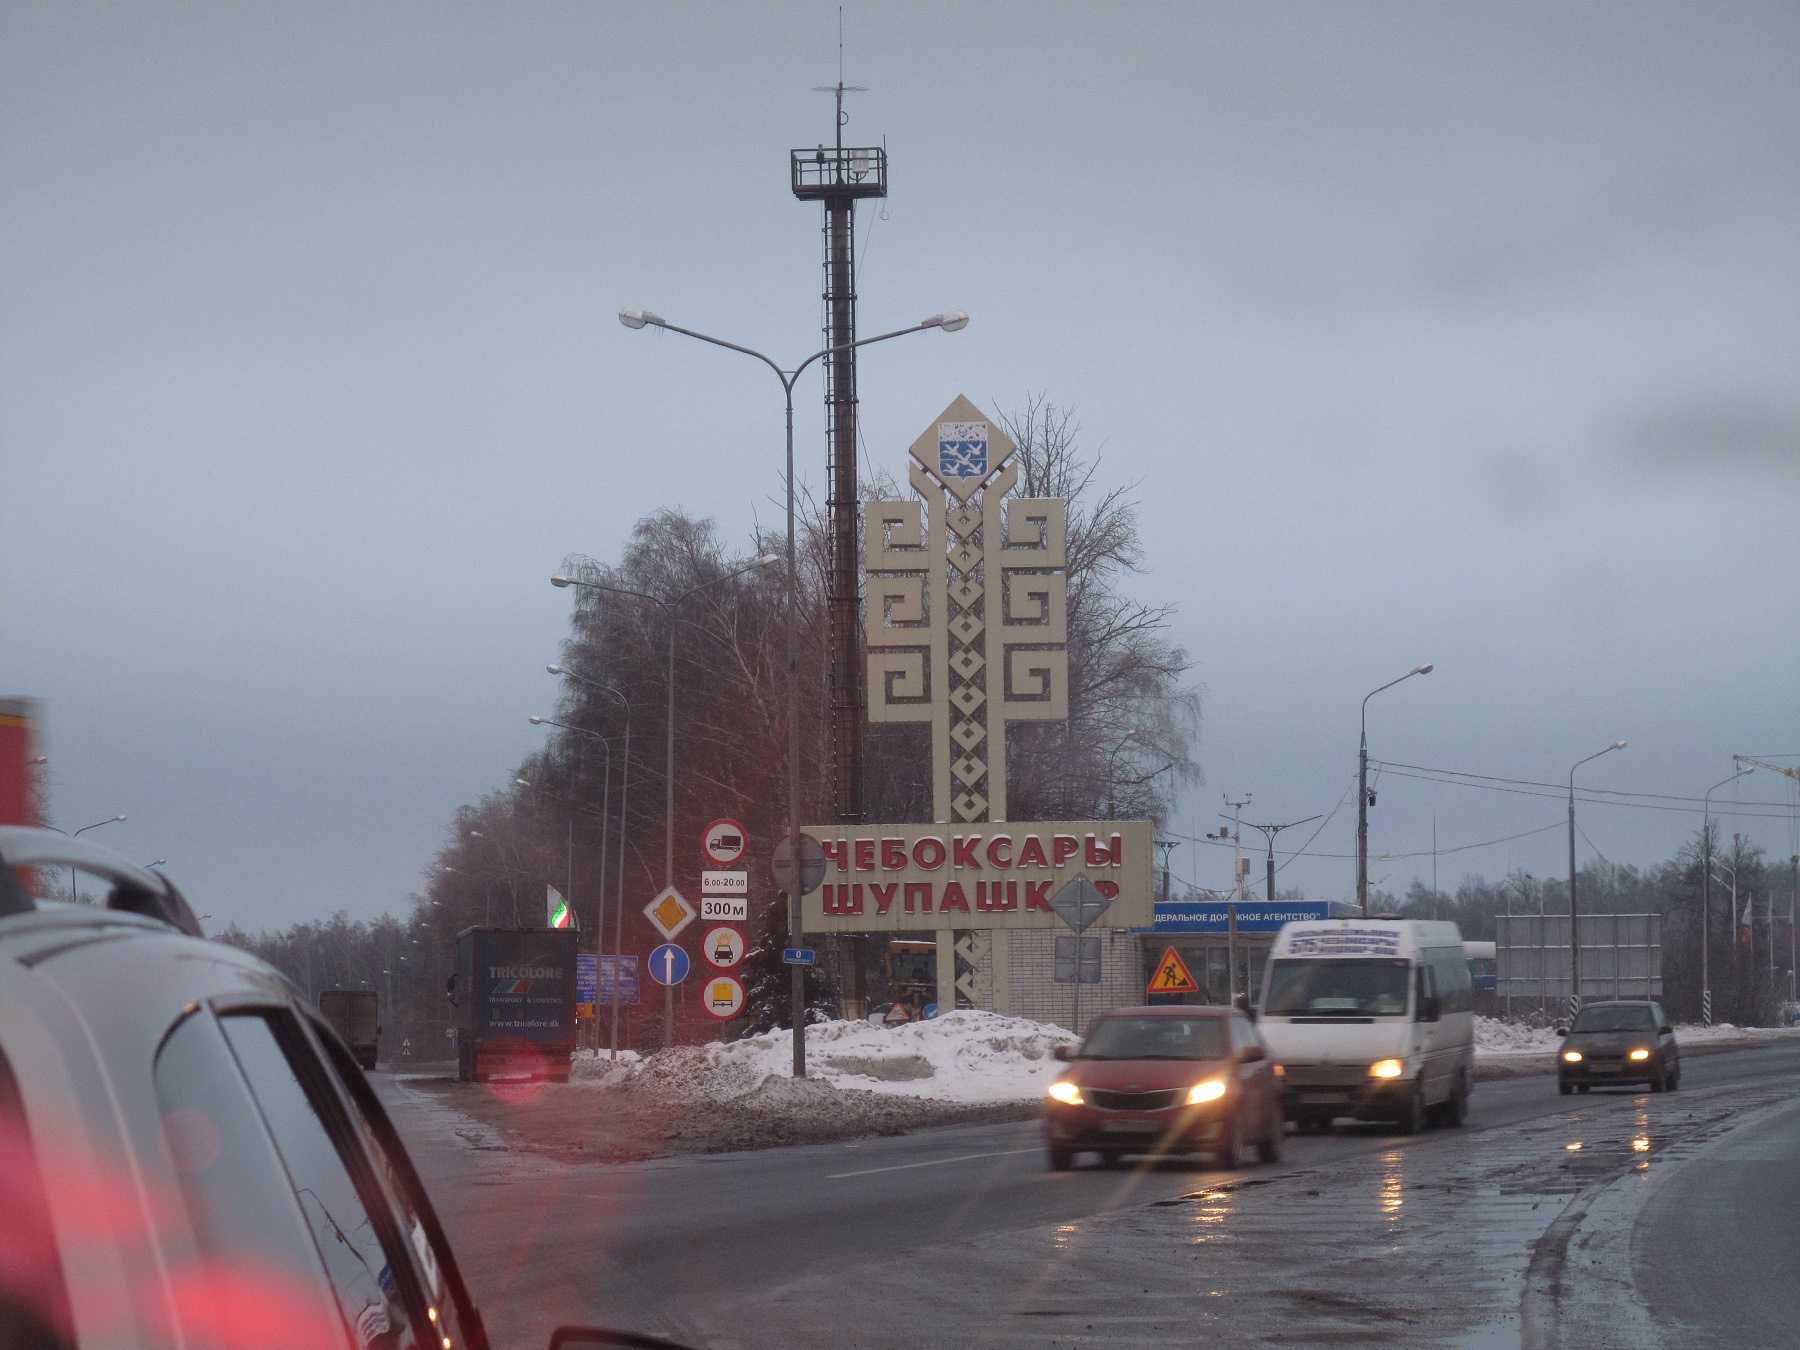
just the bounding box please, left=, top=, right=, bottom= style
left=791, top=85, right=886, bottom=826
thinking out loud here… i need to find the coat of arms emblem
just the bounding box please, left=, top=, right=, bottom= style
left=937, top=421, right=989, bottom=480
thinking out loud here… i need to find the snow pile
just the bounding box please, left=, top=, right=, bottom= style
left=1474, top=1017, right=1561, bottom=1058
left=571, top=1010, right=1078, bottom=1104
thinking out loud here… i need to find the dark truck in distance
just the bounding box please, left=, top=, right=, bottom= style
left=318, top=987, right=381, bottom=1069
left=448, top=925, right=578, bottom=1083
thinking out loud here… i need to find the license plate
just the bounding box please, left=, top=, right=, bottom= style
left=1300, top=1092, right=1347, bottom=1105
left=1100, top=1119, right=1164, bottom=1134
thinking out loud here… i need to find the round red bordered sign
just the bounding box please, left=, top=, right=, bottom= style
left=702, top=925, right=746, bottom=970
left=701, top=974, right=746, bottom=1020
left=701, top=818, right=748, bottom=866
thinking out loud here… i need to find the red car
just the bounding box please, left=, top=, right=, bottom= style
left=1043, top=1005, right=1284, bottom=1170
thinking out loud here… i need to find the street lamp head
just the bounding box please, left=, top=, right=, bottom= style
left=924, top=310, right=970, bottom=332
left=546, top=663, right=564, bottom=675
left=1412, top=663, right=1434, bottom=676
left=529, top=715, right=547, bottom=725
left=1612, top=740, right=1628, bottom=750
left=753, top=553, right=781, bottom=568
left=515, top=778, right=532, bottom=788
left=550, top=575, right=573, bottom=588
left=618, top=307, right=665, bottom=330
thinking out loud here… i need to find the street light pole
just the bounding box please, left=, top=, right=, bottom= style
left=617, top=305, right=967, bottom=1076
left=550, top=666, right=634, bottom=1061
left=553, top=556, right=779, bottom=1049
left=1701, top=767, right=1751, bottom=1027
left=1242, top=816, right=1322, bottom=904
left=1358, top=665, right=1433, bottom=916
left=1567, top=741, right=1626, bottom=1021
left=56, top=814, right=127, bottom=904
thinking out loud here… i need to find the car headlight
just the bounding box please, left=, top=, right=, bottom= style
left=1370, top=1059, right=1404, bottom=1079
left=1187, top=1079, right=1227, bottom=1104
left=1047, top=1080, right=1084, bottom=1105
left=1562, top=1050, right=1583, bottom=1063
left=1628, top=1048, right=1651, bottom=1061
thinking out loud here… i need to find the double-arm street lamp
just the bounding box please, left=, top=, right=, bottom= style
left=548, top=667, right=635, bottom=1060
left=1701, top=766, right=1752, bottom=1026
left=553, top=555, right=780, bottom=1047
left=1357, top=666, right=1432, bottom=915
left=44, top=814, right=128, bottom=904
left=1566, top=741, right=1627, bottom=1019
left=616, top=305, right=967, bottom=1076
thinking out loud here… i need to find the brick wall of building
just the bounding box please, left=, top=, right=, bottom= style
left=1004, top=928, right=1146, bottom=1034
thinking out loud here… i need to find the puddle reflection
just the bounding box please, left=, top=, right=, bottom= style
left=1380, top=1151, right=1404, bottom=1221
left=1187, top=1188, right=1233, bottom=1242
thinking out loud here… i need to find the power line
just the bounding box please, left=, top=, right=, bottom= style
left=1369, top=763, right=1799, bottom=820
left=1371, top=759, right=1797, bottom=811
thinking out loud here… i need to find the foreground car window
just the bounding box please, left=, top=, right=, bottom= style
left=219, top=1013, right=422, bottom=1350
left=154, top=1009, right=354, bottom=1349
left=1264, top=959, right=1410, bottom=1016
left=1570, top=1006, right=1656, bottom=1033
left=1081, top=1016, right=1226, bottom=1060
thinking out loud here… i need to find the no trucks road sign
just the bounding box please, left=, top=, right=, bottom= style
left=1148, top=946, right=1200, bottom=995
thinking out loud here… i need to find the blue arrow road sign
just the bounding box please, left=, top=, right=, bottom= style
left=782, top=948, right=816, bottom=966
left=649, top=943, right=690, bottom=987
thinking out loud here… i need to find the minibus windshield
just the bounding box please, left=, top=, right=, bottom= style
left=1264, top=959, right=1410, bottom=1016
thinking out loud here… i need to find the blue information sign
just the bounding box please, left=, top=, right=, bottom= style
left=782, top=948, right=816, bottom=966
left=597, top=955, right=640, bottom=1005
left=576, top=952, right=598, bottom=1004
left=1144, top=901, right=1331, bottom=933
left=649, top=943, right=690, bottom=987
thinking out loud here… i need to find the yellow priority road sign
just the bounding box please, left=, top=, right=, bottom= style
left=643, top=886, right=696, bottom=941
left=1148, top=945, right=1200, bottom=995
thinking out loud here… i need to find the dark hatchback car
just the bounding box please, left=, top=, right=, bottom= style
left=0, top=826, right=687, bottom=1350
left=1042, top=1005, right=1283, bottom=1170
left=1556, top=999, right=1680, bottom=1094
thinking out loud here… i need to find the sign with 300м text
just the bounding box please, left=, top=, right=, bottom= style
left=798, top=820, right=1152, bottom=933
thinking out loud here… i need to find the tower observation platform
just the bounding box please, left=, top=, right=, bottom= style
left=790, top=146, right=888, bottom=200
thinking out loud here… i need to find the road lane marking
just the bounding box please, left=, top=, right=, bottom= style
left=827, top=1147, right=1040, bottom=1180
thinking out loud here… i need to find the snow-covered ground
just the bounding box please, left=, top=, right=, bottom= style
left=572, top=1010, right=1078, bottom=1105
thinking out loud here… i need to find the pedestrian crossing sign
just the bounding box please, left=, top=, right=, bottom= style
left=1148, top=946, right=1199, bottom=995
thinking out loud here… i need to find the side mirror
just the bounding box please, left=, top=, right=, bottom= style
left=1553, top=1025, right=1568, bottom=1037
left=1246, top=1006, right=1259, bottom=1023
left=1238, top=1044, right=1266, bottom=1063
left=550, top=1327, right=699, bottom=1349
left=1053, top=1045, right=1074, bottom=1062
left=444, top=974, right=457, bottom=1008
left=1660, top=1025, right=1674, bottom=1037
left=1419, top=996, right=1441, bottom=1024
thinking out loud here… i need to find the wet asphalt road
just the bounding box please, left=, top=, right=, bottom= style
left=381, top=1041, right=1800, bottom=1349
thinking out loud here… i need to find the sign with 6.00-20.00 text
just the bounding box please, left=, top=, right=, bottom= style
left=798, top=820, right=1152, bottom=934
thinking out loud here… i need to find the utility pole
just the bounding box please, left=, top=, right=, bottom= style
left=1568, top=741, right=1627, bottom=1023
left=1222, top=796, right=1251, bottom=903
left=794, top=51, right=887, bottom=1019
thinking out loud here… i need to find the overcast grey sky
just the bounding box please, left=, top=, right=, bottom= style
left=3, top=2, right=1796, bottom=930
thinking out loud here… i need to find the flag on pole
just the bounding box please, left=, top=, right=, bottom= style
left=1739, top=895, right=1753, bottom=946
left=548, top=885, right=572, bottom=929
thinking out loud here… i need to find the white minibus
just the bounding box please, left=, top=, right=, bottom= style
left=1255, top=919, right=1475, bottom=1133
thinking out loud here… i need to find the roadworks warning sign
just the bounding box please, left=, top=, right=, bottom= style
left=1148, top=945, right=1200, bottom=995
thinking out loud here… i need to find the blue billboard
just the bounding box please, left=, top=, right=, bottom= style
left=1144, top=901, right=1331, bottom=933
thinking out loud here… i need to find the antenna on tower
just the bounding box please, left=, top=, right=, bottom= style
left=812, top=9, right=867, bottom=152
